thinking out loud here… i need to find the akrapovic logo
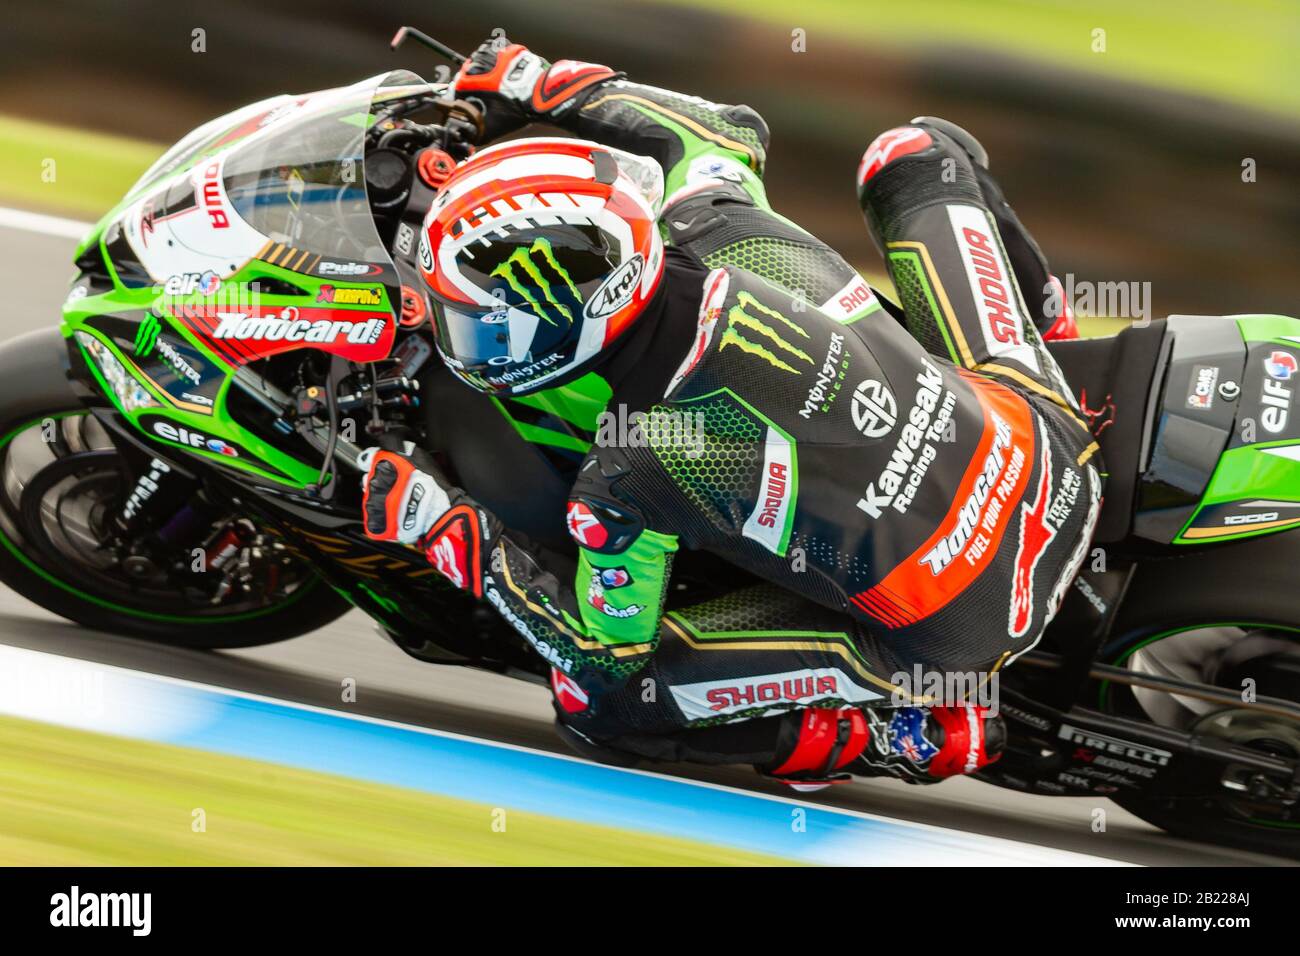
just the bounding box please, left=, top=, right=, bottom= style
left=490, top=237, right=583, bottom=326
left=718, top=292, right=813, bottom=374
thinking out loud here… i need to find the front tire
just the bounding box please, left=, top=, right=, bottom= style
left=0, top=330, right=350, bottom=648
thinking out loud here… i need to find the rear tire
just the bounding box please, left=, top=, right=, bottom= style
left=1102, top=532, right=1300, bottom=858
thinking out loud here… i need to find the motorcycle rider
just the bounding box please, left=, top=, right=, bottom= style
left=360, top=36, right=1101, bottom=785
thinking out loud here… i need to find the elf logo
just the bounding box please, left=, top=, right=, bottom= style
left=147, top=418, right=239, bottom=458
left=743, top=428, right=796, bottom=556
left=947, top=204, right=1040, bottom=374
left=1266, top=349, right=1297, bottom=380
left=1258, top=369, right=1289, bottom=437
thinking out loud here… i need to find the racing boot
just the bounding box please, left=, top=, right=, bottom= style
left=759, top=704, right=1003, bottom=790
left=851, top=704, right=1005, bottom=784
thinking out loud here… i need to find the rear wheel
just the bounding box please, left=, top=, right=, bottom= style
left=1100, top=533, right=1300, bottom=858
left=0, top=407, right=350, bottom=647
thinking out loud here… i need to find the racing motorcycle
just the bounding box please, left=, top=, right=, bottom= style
left=1, top=28, right=1298, bottom=858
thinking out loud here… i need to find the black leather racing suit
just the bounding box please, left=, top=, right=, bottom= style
left=417, top=71, right=1102, bottom=766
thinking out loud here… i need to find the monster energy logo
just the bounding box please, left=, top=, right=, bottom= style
left=490, top=237, right=583, bottom=327
left=134, top=314, right=161, bottom=357
left=718, top=292, right=813, bottom=374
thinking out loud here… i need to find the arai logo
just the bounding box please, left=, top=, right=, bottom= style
left=418, top=232, right=434, bottom=273
left=583, top=254, right=644, bottom=321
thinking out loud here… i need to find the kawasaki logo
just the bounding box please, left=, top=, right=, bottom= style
left=851, top=379, right=897, bottom=438
left=718, top=292, right=813, bottom=374
left=483, top=578, right=574, bottom=674
left=490, top=237, right=583, bottom=327
left=856, top=360, right=953, bottom=519
left=134, top=315, right=160, bottom=357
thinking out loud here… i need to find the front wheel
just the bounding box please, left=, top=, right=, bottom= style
left=0, top=406, right=351, bottom=648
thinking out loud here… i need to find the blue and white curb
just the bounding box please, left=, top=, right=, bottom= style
left=0, top=644, right=1122, bottom=865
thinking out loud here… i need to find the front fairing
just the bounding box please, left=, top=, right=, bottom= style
left=62, top=71, right=433, bottom=488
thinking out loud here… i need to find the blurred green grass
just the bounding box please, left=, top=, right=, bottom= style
left=670, top=0, right=1299, bottom=115
left=0, top=115, right=160, bottom=218
left=0, top=715, right=790, bottom=865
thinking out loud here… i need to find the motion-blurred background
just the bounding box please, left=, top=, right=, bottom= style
left=1, top=1, right=1298, bottom=867
left=2, top=0, right=1300, bottom=319
left=1, top=0, right=1297, bottom=318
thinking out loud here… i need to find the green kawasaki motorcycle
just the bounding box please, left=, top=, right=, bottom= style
left=1, top=47, right=1299, bottom=856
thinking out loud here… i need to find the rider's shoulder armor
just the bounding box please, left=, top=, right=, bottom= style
left=661, top=179, right=878, bottom=325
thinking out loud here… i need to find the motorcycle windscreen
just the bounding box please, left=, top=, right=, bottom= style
left=118, top=72, right=428, bottom=365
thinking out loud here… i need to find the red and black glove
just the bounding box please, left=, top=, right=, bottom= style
left=450, top=35, right=619, bottom=140
left=359, top=446, right=492, bottom=597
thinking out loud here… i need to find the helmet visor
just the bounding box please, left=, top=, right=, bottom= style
left=434, top=300, right=543, bottom=367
